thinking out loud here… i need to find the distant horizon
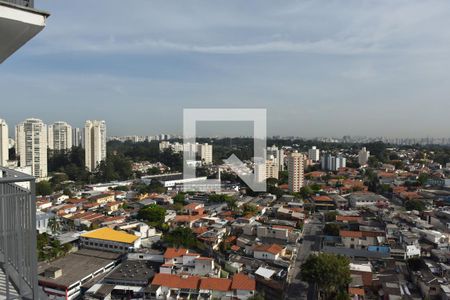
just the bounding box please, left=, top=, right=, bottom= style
left=2, top=116, right=450, bottom=141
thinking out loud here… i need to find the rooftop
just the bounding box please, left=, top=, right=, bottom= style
left=38, top=249, right=120, bottom=288
left=80, top=227, right=139, bottom=244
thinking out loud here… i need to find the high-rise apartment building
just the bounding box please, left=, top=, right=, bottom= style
left=48, top=121, right=72, bottom=151
left=321, top=154, right=347, bottom=171
left=15, top=118, right=48, bottom=178
left=287, top=151, right=304, bottom=193
left=308, top=146, right=320, bottom=162
left=198, top=143, right=213, bottom=164
left=0, top=119, right=8, bottom=167
left=267, top=145, right=285, bottom=171
left=84, top=120, right=106, bottom=172
left=266, top=158, right=279, bottom=180
left=72, top=127, right=82, bottom=147
left=358, top=147, right=370, bottom=166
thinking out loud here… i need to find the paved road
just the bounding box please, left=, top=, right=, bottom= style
left=285, top=215, right=323, bottom=300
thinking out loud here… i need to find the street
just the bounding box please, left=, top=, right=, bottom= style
left=285, top=215, right=323, bottom=300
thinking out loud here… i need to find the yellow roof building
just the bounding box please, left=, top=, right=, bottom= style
left=80, top=227, right=138, bottom=244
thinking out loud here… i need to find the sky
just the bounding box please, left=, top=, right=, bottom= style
left=1, top=0, right=450, bottom=138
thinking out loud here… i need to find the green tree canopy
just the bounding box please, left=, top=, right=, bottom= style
left=323, top=223, right=341, bottom=236
left=163, top=227, right=198, bottom=248
left=137, top=204, right=166, bottom=227
left=405, top=199, right=426, bottom=211
left=36, top=181, right=53, bottom=196
left=300, top=253, right=351, bottom=300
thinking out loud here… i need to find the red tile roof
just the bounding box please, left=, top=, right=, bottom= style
left=349, top=287, right=365, bottom=296
left=200, top=278, right=232, bottom=292
left=231, top=273, right=256, bottom=291
left=164, top=248, right=188, bottom=259
left=336, top=215, right=362, bottom=222
left=151, top=274, right=200, bottom=289
left=312, top=195, right=333, bottom=202
left=340, top=230, right=363, bottom=238
left=253, top=243, right=283, bottom=255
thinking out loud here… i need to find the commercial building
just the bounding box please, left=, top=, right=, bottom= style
left=38, top=249, right=120, bottom=300
left=80, top=227, right=141, bottom=253
left=84, top=120, right=106, bottom=172
left=287, top=151, right=304, bottom=193
left=48, top=121, right=72, bottom=151
left=0, top=119, right=8, bottom=167
left=15, top=118, right=48, bottom=178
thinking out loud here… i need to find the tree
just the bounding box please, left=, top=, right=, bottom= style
left=163, top=227, right=198, bottom=248
left=137, top=204, right=166, bottom=227
left=242, top=203, right=258, bottom=216
left=226, top=197, right=238, bottom=211
left=324, top=211, right=337, bottom=222
left=405, top=199, right=426, bottom=212
left=300, top=186, right=314, bottom=198
left=300, top=253, right=351, bottom=300
left=323, top=223, right=340, bottom=236
left=173, top=192, right=187, bottom=205
left=48, top=217, right=60, bottom=234
left=36, top=181, right=53, bottom=196
left=417, top=173, right=429, bottom=186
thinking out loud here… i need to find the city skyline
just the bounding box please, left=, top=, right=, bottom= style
left=1, top=0, right=450, bottom=137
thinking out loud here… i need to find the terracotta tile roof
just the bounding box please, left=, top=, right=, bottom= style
left=253, top=243, right=283, bottom=255
left=184, top=202, right=202, bottom=210
left=192, top=227, right=209, bottom=234
left=340, top=230, right=363, bottom=238
left=231, top=273, right=256, bottom=291
left=164, top=248, right=188, bottom=259
left=349, top=287, right=365, bottom=296
left=200, top=278, right=232, bottom=292
left=174, top=214, right=203, bottom=223
left=336, top=215, right=361, bottom=222
left=151, top=273, right=200, bottom=289
left=67, top=198, right=87, bottom=204
left=231, top=245, right=241, bottom=251
left=312, top=195, right=333, bottom=202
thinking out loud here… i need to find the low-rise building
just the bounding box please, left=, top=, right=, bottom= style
left=80, top=227, right=141, bottom=253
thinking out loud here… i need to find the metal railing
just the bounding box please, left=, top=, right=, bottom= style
left=0, top=168, right=38, bottom=300
left=2, top=0, right=34, bottom=8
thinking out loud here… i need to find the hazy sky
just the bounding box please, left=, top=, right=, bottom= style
left=1, top=0, right=450, bottom=138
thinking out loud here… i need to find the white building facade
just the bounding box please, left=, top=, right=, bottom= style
left=308, top=146, right=320, bottom=162
left=48, top=121, right=72, bottom=151
left=15, top=118, right=48, bottom=178
left=0, top=118, right=8, bottom=166
left=84, top=120, right=106, bottom=172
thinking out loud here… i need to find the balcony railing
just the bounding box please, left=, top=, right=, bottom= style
left=2, top=0, right=34, bottom=8
left=0, top=168, right=38, bottom=300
